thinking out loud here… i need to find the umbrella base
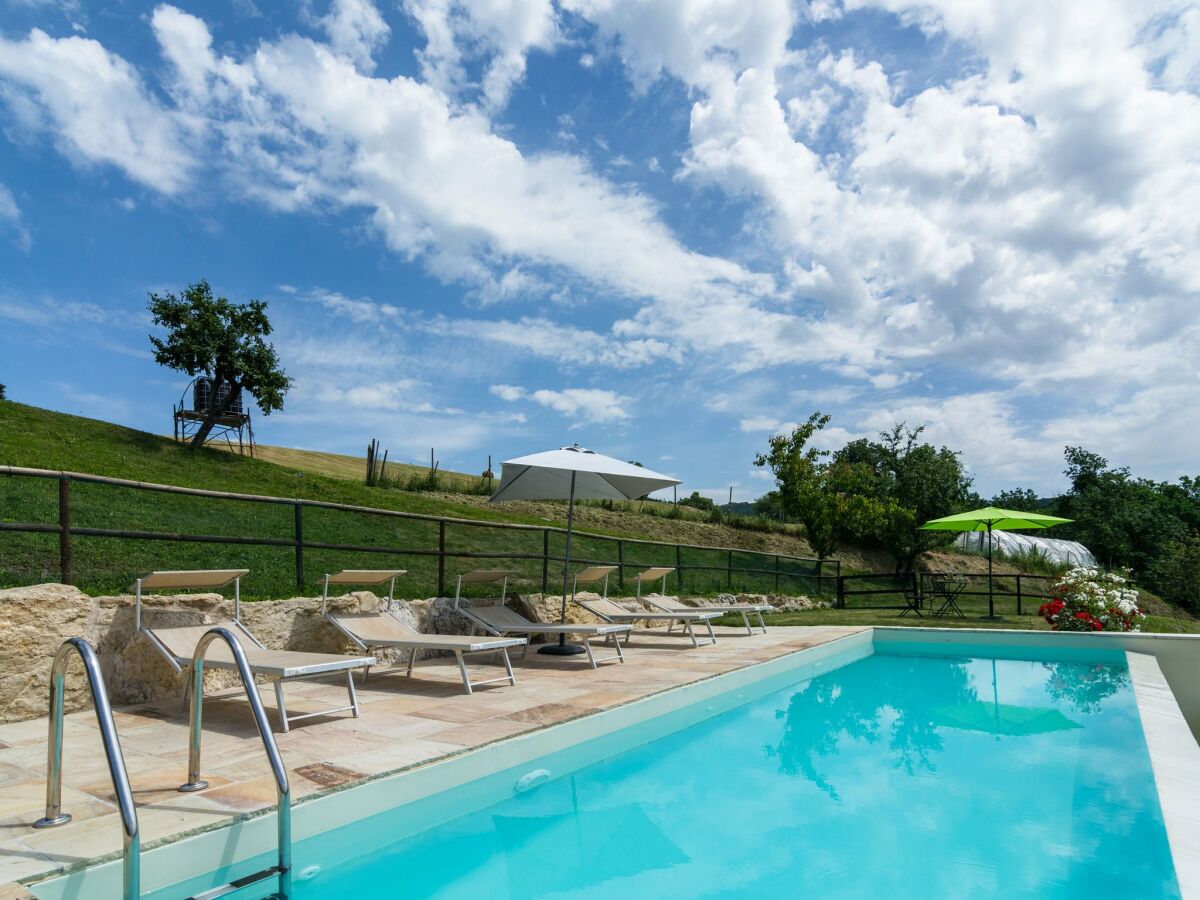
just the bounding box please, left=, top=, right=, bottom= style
left=537, top=643, right=586, bottom=656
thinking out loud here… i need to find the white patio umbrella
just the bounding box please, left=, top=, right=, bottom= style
left=490, top=445, right=681, bottom=655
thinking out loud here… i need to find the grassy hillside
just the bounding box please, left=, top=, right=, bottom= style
left=245, top=443, right=490, bottom=492
left=0, top=401, right=825, bottom=599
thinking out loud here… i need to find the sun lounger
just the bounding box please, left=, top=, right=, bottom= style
left=644, top=596, right=774, bottom=635
left=632, top=566, right=676, bottom=598
left=575, top=595, right=720, bottom=648
left=134, top=570, right=373, bottom=732
left=453, top=569, right=631, bottom=668
left=321, top=570, right=525, bottom=694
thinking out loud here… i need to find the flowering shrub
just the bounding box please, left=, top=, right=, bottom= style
left=1039, top=566, right=1144, bottom=632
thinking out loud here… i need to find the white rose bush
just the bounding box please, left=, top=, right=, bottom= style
left=1039, top=566, right=1145, bottom=632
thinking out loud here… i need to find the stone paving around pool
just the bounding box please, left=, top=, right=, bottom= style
left=0, top=625, right=864, bottom=890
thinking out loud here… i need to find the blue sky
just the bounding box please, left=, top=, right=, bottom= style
left=1, top=0, right=1198, bottom=500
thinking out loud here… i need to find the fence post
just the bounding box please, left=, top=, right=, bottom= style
left=438, top=521, right=447, bottom=597
left=542, top=529, right=550, bottom=593
left=293, top=503, right=304, bottom=592
left=617, top=539, right=625, bottom=589
left=58, top=478, right=71, bottom=586
left=836, top=575, right=845, bottom=609
left=727, top=549, right=734, bottom=589
left=1016, top=574, right=1022, bottom=616
left=675, top=544, right=683, bottom=593
left=774, top=555, right=780, bottom=593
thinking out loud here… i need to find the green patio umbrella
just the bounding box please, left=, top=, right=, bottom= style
left=919, top=507, right=1072, bottom=618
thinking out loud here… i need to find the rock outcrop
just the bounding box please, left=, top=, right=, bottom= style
left=0, top=584, right=422, bottom=723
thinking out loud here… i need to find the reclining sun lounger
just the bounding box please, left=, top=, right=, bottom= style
left=632, top=566, right=677, bottom=599
left=134, top=569, right=374, bottom=732
left=644, top=595, right=775, bottom=635
left=321, top=569, right=525, bottom=695
left=575, top=592, right=720, bottom=648
left=453, top=569, right=631, bottom=668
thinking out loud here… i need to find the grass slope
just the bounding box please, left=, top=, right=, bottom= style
left=0, top=402, right=822, bottom=599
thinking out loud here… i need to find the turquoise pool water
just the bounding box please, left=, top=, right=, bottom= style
left=157, top=643, right=1179, bottom=898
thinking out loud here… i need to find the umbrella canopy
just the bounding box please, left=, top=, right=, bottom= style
left=490, top=446, right=679, bottom=503
left=919, top=506, right=1072, bottom=618
left=920, top=507, right=1072, bottom=532
left=490, top=446, right=680, bottom=654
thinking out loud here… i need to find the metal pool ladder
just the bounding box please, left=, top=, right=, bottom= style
left=178, top=626, right=292, bottom=900
left=34, top=637, right=141, bottom=900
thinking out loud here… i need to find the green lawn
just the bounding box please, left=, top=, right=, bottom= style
left=716, top=596, right=1200, bottom=634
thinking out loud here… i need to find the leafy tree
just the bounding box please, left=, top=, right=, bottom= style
left=149, top=280, right=292, bottom=449
left=754, top=413, right=840, bottom=559
left=1147, top=535, right=1200, bottom=615
left=752, top=490, right=786, bottom=520
left=991, top=488, right=1042, bottom=511
left=678, top=490, right=716, bottom=512
left=0, top=382, right=6, bottom=401
left=832, top=424, right=973, bottom=572
left=1057, top=447, right=1185, bottom=574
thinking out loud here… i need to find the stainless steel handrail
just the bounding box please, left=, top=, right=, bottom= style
left=34, top=637, right=140, bottom=900
left=178, top=626, right=292, bottom=899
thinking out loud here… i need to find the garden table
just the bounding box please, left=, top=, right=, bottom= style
left=930, top=575, right=968, bottom=618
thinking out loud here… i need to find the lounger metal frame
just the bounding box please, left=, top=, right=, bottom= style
left=323, top=570, right=521, bottom=695
left=453, top=571, right=633, bottom=672
left=575, top=596, right=720, bottom=648
left=646, top=596, right=773, bottom=636
left=134, top=570, right=370, bottom=732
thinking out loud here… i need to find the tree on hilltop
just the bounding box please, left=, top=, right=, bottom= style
left=149, top=280, right=292, bottom=449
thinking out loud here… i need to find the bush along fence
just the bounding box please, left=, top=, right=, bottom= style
left=835, top=571, right=1056, bottom=615
left=0, top=467, right=836, bottom=600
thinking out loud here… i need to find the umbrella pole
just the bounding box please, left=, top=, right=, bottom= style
left=988, top=523, right=994, bottom=617
left=981, top=521, right=1004, bottom=620
left=539, top=471, right=585, bottom=656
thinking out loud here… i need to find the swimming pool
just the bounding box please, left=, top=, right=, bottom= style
left=126, top=638, right=1178, bottom=899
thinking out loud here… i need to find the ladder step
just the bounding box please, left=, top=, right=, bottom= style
left=186, top=865, right=285, bottom=900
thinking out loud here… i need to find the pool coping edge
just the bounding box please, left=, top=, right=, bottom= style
left=1128, top=650, right=1200, bottom=900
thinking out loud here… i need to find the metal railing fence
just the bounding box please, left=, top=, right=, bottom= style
left=835, top=571, right=1056, bottom=615
left=0, top=466, right=836, bottom=599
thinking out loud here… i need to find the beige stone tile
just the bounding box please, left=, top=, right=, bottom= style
left=335, top=740, right=461, bottom=777
left=79, top=765, right=233, bottom=808
left=0, top=842, right=61, bottom=884
left=407, top=703, right=504, bottom=725
left=274, top=727, right=393, bottom=762
left=0, top=880, right=38, bottom=899
left=428, top=719, right=535, bottom=747
left=293, top=762, right=366, bottom=790
left=561, top=690, right=641, bottom=709
left=0, top=763, right=35, bottom=792
left=197, top=773, right=292, bottom=813
left=0, top=719, right=96, bottom=749
left=499, top=703, right=586, bottom=727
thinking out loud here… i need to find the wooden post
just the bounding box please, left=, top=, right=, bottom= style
left=775, top=555, right=780, bottom=592
left=727, top=548, right=733, bottom=589
left=837, top=575, right=846, bottom=609
left=58, top=478, right=71, bottom=586
left=542, top=529, right=550, bottom=593
left=438, top=521, right=447, bottom=596
left=617, top=539, right=625, bottom=589
left=293, top=503, right=304, bottom=591
left=675, top=544, right=683, bottom=592
left=1016, top=574, right=1022, bottom=615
